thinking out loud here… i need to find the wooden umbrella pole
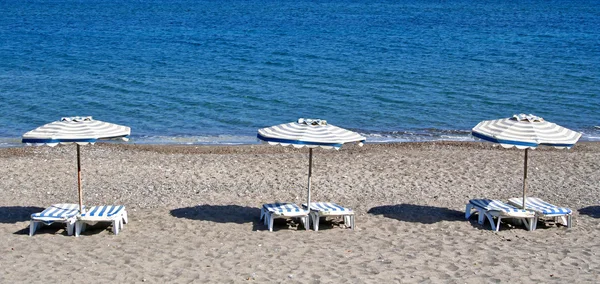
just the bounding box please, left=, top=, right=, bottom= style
left=307, top=148, right=313, bottom=211
left=77, top=144, right=83, bottom=213
left=522, top=148, right=528, bottom=209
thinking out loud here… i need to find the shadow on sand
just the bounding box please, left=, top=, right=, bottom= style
left=367, top=204, right=464, bottom=224
left=171, top=204, right=271, bottom=231
left=170, top=204, right=312, bottom=231
left=0, top=206, right=75, bottom=236
left=0, top=206, right=45, bottom=224
left=579, top=206, right=600, bottom=218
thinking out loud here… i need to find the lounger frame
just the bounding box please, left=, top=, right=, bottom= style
left=303, top=202, right=354, bottom=231
left=260, top=203, right=309, bottom=232
left=75, top=205, right=128, bottom=237
left=508, top=197, right=572, bottom=229
left=29, top=204, right=81, bottom=236
left=466, top=199, right=536, bottom=231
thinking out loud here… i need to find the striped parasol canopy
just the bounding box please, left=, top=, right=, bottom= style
left=22, top=116, right=131, bottom=213
left=257, top=118, right=365, bottom=214
left=22, top=116, right=130, bottom=146
left=257, top=118, right=365, bottom=149
left=472, top=114, right=581, bottom=149
left=471, top=114, right=581, bottom=211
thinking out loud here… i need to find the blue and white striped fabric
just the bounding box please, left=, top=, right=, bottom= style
left=472, top=114, right=581, bottom=149
left=257, top=118, right=365, bottom=149
left=508, top=197, right=572, bottom=215
left=263, top=203, right=308, bottom=215
left=80, top=205, right=125, bottom=219
left=469, top=199, right=530, bottom=214
left=31, top=204, right=81, bottom=224
left=302, top=202, right=352, bottom=213
left=22, top=116, right=130, bottom=146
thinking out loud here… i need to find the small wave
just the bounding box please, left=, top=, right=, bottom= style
left=131, top=135, right=260, bottom=145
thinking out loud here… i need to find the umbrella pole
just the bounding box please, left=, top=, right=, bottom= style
left=77, top=144, right=83, bottom=213
left=307, top=148, right=313, bottom=211
left=522, top=148, right=528, bottom=209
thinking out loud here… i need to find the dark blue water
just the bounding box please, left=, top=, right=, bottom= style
left=1, top=0, right=599, bottom=146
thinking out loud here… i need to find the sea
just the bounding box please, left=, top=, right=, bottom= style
left=1, top=0, right=599, bottom=147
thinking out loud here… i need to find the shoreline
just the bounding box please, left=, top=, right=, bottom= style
left=2, top=128, right=600, bottom=148
left=3, top=139, right=600, bottom=152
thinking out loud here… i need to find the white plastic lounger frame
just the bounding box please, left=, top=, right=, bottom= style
left=260, top=203, right=309, bottom=232
left=508, top=197, right=572, bottom=229
left=75, top=205, right=128, bottom=237
left=30, top=204, right=82, bottom=236
left=302, top=202, right=354, bottom=231
left=466, top=199, right=535, bottom=231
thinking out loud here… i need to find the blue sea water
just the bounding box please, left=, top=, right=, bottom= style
left=1, top=0, right=599, bottom=146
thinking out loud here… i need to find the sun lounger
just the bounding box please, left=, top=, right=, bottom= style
left=302, top=202, right=354, bottom=231
left=30, top=204, right=81, bottom=236
left=75, top=205, right=128, bottom=237
left=466, top=199, right=536, bottom=231
left=508, top=197, right=572, bottom=229
left=260, top=203, right=309, bottom=232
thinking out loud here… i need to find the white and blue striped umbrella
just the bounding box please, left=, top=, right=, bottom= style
left=22, top=116, right=130, bottom=146
left=471, top=114, right=581, bottom=210
left=472, top=114, right=581, bottom=149
left=257, top=118, right=365, bottom=149
left=22, top=117, right=131, bottom=213
left=258, top=118, right=365, bottom=214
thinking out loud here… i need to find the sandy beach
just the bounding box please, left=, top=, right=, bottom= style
left=0, top=142, right=599, bottom=283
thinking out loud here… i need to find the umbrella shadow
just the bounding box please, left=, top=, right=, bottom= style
left=0, top=206, right=45, bottom=224
left=367, top=204, right=464, bottom=224
left=578, top=206, right=600, bottom=218
left=171, top=204, right=266, bottom=231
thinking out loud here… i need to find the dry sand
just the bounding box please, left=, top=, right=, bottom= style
left=0, top=142, right=599, bottom=283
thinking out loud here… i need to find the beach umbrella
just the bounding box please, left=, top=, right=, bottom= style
left=22, top=116, right=131, bottom=213
left=471, top=114, right=581, bottom=209
left=257, top=118, right=365, bottom=211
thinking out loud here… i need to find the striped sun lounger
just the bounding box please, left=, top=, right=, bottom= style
left=30, top=204, right=82, bottom=236
left=466, top=199, right=536, bottom=231
left=75, top=205, right=128, bottom=237
left=302, top=202, right=354, bottom=231
left=260, top=203, right=309, bottom=232
left=508, top=197, right=572, bottom=229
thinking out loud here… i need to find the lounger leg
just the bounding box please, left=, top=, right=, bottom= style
left=112, top=219, right=119, bottom=235
left=477, top=209, right=485, bottom=225
left=268, top=215, right=274, bottom=232
left=122, top=210, right=128, bottom=224
left=66, top=222, right=75, bottom=236
left=465, top=204, right=473, bottom=219
left=313, top=213, right=320, bottom=231
left=342, top=215, right=354, bottom=230
left=495, top=217, right=502, bottom=231
left=559, top=216, right=568, bottom=227
left=29, top=221, right=38, bottom=237
left=484, top=213, right=498, bottom=231
left=522, top=218, right=532, bottom=231
left=262, top=209, right=269, bottom=226
left=529, top=217, right=535, bottom=231
left=75, top=222, right=82, bottom=237
left=304, top=216, right=309, bottom=231
left=567, top=215, right=572, bottom=228
left=260, top=208, right=264, bottom=222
